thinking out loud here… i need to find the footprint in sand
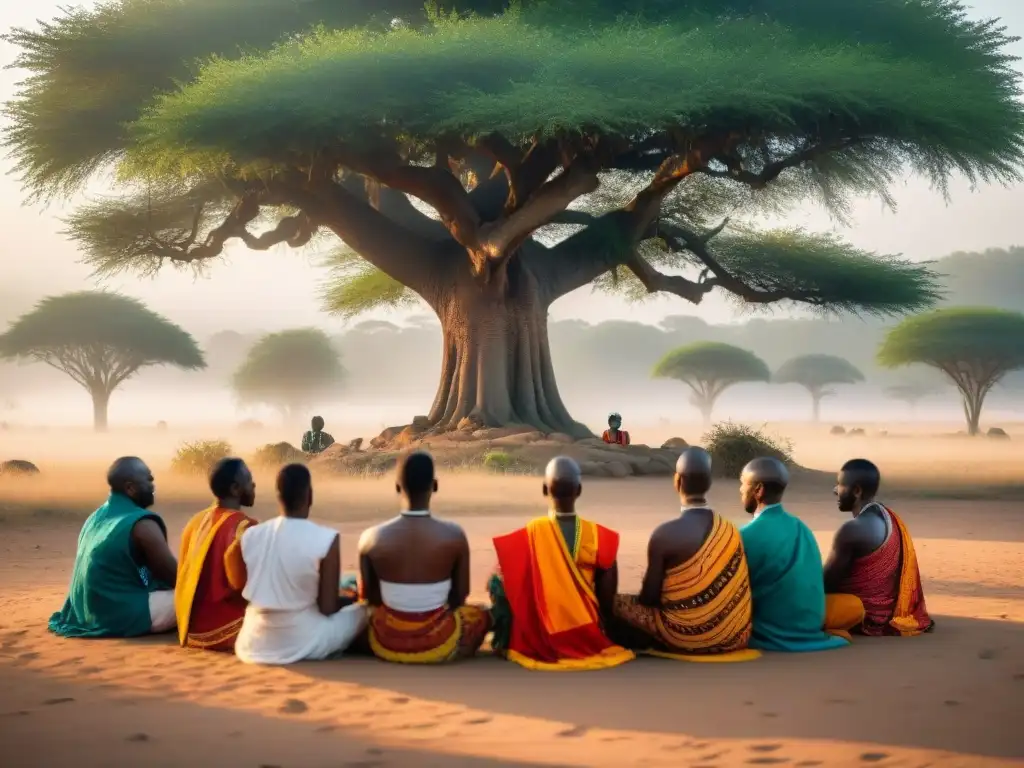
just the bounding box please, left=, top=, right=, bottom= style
left=0, top=710, right=30, bottom=717
left=389, top=696, right=410, bottom=705
left=42, top=697, right=74, bottom=706
left=278, top=698, right=308, bottom=715
left=943, top=699, right=960, bottom=706
left=17, top=652, right=39, bottom=661
left=125, top=733, right=150, bottom=743
left=859, top=753, right=889, bottom=763
left=748, top=744, right=782, bottom=753
left=746, top=759, right=788, bottom=765
left=557, top=725, right=590, bottom=738
left=794, top=762, right=823, bottom=767
left=463, top=716, right=492, bottom=726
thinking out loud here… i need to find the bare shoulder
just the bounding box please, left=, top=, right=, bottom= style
left=835, top=516, right=872, bottom=545
left=357, top=522, right=383, bottom=552
left=435, top=517, right=468, bottom=541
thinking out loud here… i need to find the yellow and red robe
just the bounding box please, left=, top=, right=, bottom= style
left=174, top=506, right=254, bottom=651
left=490, top=515, right=634, bottom=671
left=830, top=505, right=934, bottom=637
left=613, top=513, right=760, bottom=662
left=368, top=603, right=491, bottom=664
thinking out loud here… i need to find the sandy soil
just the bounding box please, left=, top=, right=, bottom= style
left=1, top=466, right=1022, bottom=767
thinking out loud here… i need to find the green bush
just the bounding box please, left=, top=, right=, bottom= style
left=171, top=439, right=232, bottom=476
left=482, top=450, right=515, bottom=473
left=252, top=441, right=306, bottom=468
left=701, top=422, right=793, bottom=478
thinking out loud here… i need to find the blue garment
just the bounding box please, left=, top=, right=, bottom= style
left=740, top=504, right=848, bottom=652
left=48, top=493, right=170, bottom=638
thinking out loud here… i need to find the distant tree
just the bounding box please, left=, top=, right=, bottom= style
left=0, top=292, right=204, bottom=431
left=652, top=342, right=770, bottom=424
left=882, top=382, right=945, bottom=416
left=232, top=329, right=345, bottom=422
left=878, top=308, right=1024, bottom=435
left=773, top=354, right=865, bottom=422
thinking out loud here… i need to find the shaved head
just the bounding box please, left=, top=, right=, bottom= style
left=739, top=457, right=789, bottom=515
left=543, top=456, right=582, bottom=512
left=107, top=456, right=155, bottom=509
left=835, top=458, right=881, bottom=514
left=674, top=447, right=712, bottom=500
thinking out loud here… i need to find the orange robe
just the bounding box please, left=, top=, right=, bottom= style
left=836, top=505, right=933, bottom=636
left=175, top=506, right=255, bottom=651
left=601, top=429, right=629, bottom=446
left=492, top=515, right=634, bottom=670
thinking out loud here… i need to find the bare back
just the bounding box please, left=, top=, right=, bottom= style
left=359, top=515, right=470, bottom=610
left=638, top=508, right=715, bottom=607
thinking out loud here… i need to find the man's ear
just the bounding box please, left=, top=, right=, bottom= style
left=542, top=483, right=549, bottom=498
left=395, top=483, right=401, bottom=495
left=433, top=479, right=438, bottom=493
left=673, top=473, right=682, bottom=494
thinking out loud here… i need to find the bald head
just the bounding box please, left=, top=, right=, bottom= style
left=674, top=447, right=712, bottom=501
left=836, top=458, right=880, bottom=514
left=543, top=456, right=582, bottom=512
left=107, top=456, right=155, bottom=509
left=739, top=457, right=789, bottom=515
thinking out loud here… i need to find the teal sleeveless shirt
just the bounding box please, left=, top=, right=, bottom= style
left=48, top=493, right=170, bottom=638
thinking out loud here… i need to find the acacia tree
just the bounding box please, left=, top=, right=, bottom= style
left=232, top=329, right=345, bottom=422
left=773, top=354, right=865, bottom=422
left=878, top=308, right=1024, bottom=435
left=6, top=1, right=1020, bottom=438
left=652, top=342, right=770, bottom=424
left=883, top=382, right=945, bottom=416
left=0, top=292, right=205, bottom=430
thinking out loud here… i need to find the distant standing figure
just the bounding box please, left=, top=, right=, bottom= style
left=359, top=451, right=491, bottom=663
left=174, top=458, right=258, bottom=651
left=235, top=464, right=367, bottom=665
left=823, top=459, right=933, bottom=636
left=301, top=416, right=335, bottom=454
left=602, top=412, right=630, bottom=446
left=49, top=457, right=178, bottom=638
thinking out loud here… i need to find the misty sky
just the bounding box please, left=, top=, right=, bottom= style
left=1, top=1, right=1023, bottom=337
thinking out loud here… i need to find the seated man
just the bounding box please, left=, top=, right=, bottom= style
left=488, top=456, right=634, bottom=670
left=301, top=416, right=335, bottom=455
left=613, top=447, right=758, bottom=661
left=235, top=464, right=367, bottom=665
left=49, top=457, right=178, bottom=638
left=601, top=412, right=630, bottom=446
left=175, top=458, right=258, bottom=651
left=739, top=457, right=855, bottom=652
left=823, top=458, right=933, bottom=637
left=359, top=451, right=490, bottom=663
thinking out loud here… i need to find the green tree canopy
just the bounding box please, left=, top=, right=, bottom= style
left=5, top=0, right=1019, bottom=436
left=652, top=342, right=770, bottom=423
left=0, top=291, right=204, bottom=430
left=232, top=328, right=345, bottom=420
left=878, top=307, right=1024, bottom=435
left=773, top=353, right=864, bottom=421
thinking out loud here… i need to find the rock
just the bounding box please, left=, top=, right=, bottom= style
left=830, top=425, right=846, bottom=435
left=987, top=427, right=1010, bottom=439
left=575, top=437, right=607, bottom=448
left=848, top=428, right=865, bottom=436
left=577, top=461, right=604, bottom=477
left=370, top=424, right=408, bottom=449
left=490, top=431, right=546, bottom=446
left=0, top=459, right=39, bottom=477
left=547, top=432, right=575, bottom=444
left=661, top=437, right=689, bottom=449
left=471, top=425, right=535, bottom=440
left=411, top=415, right=431, bottom=429
left=604, top=461, right=632, bottom=478
left=347, top=437, right=363, bottom=451
left=456, top=415, right=486, bottom=432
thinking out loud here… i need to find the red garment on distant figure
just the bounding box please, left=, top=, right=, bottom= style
left=838, top=505, right=933, bottom=636
left=601, top=429, right=629, bottom=446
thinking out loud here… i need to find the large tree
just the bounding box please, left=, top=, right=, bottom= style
left=0, top=292, right=205, bottom=430
left=773, top=354, right=865, bottom=422
left=878, top=308, right=1024, bottom=435
left=652, top=342, right=770, bottom=424
left=7, top=1, right=1020, bottom=437
left=882, top=382, right=946, bottom=416
left=232, top=328, right=345, bottom=422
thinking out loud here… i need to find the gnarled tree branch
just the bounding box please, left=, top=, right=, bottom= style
left=706, top=137, right=860, bottom=188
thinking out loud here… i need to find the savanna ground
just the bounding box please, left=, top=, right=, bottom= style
left=0, top=420, right=1022, bottom=766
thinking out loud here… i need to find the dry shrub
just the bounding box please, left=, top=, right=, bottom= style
left=702, top=422, right=793, bottom=478
left=171, top=439, right=232, bottom=476
left=252, top=442, right=306, bottom=468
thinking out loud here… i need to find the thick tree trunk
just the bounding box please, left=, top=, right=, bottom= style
left=811, top=392, right=822, bottom=423
left=91, top=389, right=110, bottom=432
left=963, top=394, right=983, bottom=436
left=424, top=254, right=591, bottom=438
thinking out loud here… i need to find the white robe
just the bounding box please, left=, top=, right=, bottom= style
left=235, top=516, right=367, bottom=665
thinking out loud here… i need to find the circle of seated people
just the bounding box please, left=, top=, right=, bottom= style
left=48, top=450, right=933, bottom=667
